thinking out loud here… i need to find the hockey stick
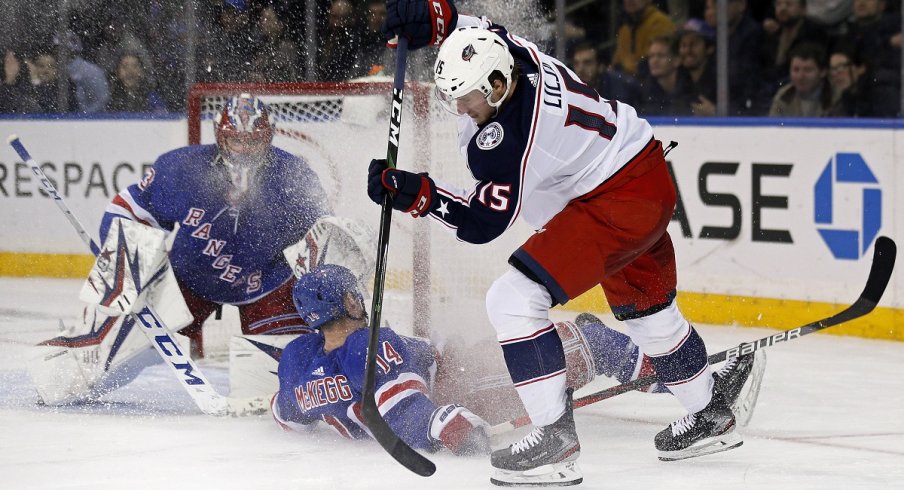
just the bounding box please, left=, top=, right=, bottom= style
left=490, top=236, right=896, bottom=436
left=7, top=135, right=268, bottom=417
left=360, top=39, right=436, bottom=478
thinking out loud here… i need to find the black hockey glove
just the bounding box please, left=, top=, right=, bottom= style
left=382, top=0, right=458, bottom=50
left=367, top=158, right=438, bottom=218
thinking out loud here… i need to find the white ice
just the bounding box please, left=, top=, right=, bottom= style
left=1, top=277, right=902, bottom=489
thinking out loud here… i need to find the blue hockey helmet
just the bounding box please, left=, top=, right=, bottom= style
left=292, top=264, right=363, bottom=330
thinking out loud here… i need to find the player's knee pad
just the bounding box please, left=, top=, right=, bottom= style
left=622, top=301, right=690, bottom=356
left=485, top=268, right=552, bottom=341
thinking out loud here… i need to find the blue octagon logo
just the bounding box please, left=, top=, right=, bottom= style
left=814, top=153, right=882, bottom=260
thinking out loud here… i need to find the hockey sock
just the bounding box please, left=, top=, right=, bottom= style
left=500, top=324, right=568, bottom=426
left=646, top=325, right=713, bottom=413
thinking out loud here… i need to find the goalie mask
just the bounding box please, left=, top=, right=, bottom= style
left=214, top=94, right=274, bottom=196
left=292, top=264, right=364, bottom=330
left=433, top=27, right=515, bottom=115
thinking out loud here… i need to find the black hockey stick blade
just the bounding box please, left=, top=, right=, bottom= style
left=575, top=235, right=897, bottom=408
left=360, top=38, right=436, bottom=478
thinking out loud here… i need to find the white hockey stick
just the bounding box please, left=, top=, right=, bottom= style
left=8, top=134, right=267, bottom=416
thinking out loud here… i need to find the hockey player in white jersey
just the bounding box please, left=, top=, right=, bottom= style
left=369, top=0, right=745, bottom=485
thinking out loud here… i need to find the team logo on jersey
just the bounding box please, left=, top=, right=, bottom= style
left=527, top=73, right=539, bottom=87
left=462, top=44, right=476, bottom=61
left=476, top=122, right=504, bottom=150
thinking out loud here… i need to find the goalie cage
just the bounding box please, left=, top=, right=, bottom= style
left=187, top=81, right=535, bottom=359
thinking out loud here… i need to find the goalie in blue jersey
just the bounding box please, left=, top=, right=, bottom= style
left=272, top=264, right=764, bottom=456
left=26, top=94, right=337, bottom=406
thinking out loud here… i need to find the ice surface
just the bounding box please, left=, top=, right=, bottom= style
left=1, top=277, right=902, bottom=489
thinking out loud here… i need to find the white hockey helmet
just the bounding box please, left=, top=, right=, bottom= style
left=433, top=26, right=515, bottom=114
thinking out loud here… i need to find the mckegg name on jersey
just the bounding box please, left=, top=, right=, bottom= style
left=294, top=374, right=354, bottom=412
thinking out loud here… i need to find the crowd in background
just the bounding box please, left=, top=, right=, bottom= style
left=0, top=0, right=901, bottom=118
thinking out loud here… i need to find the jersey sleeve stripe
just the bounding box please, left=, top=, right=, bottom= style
left=321, top=414, right=354, bottom=439
left=271, top=393, right=308, bottom=432
left=375, top=373, right=429, bottom=416
left=347, top=401, right=374, bottom=439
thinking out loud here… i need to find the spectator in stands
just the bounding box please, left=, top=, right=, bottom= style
left=768, top=43, right=843, bottom=117
left=570, top=42, right=642, bottom=107
left=0, top=47, right=40, bottom=114
left=638, top=35, right=691, bottom=115
left=612, top=0, right=676, bottom=77
left=24, top=46, right=76, bottom=113
left=806, top=0, right=853, bottom=32
left=107, top=52, right=168, bottom=113
left=250, top=5, right=301, bottom=83
left=676, top=19, right=717, bottom=116
left=357, top=0, right=390, bottom=77
left=198, top=0, right=261, bottom=83
left=703, top=0, right=766, bottom=115
left=761, top=0, right=830, bottom=89
left=53, top=31, right=110, bottom=113
left=834, top=0, right=895, bottom=68
left=91, top=7, right=155, bottom=80
left=146, top=0, right=191, bottom=111
left=834, top=0, right=901, bottom=117
left=318, top=0, right=361, bottom=81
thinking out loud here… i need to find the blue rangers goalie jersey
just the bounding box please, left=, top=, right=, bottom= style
left=100, top=144, right=329, bottom=304
left=271, top=327, right=444, bottom=451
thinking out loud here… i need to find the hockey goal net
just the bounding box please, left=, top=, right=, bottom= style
left=187, top=81, right=533, bottom=357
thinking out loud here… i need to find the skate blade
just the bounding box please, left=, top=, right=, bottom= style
left=733, top=351, right=766, bottom=427
left=491, top=460, right=583, bottom=487
left=658, top=430, right=743, bottom=461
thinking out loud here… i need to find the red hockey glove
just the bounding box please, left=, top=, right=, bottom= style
left=429, top=404, right=490, bottom=456
left=367, top=159, right=438, bottom=218
left=382, top=0, right=458, bottom=50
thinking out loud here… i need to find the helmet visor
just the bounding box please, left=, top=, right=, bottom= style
left=434, top=86, right=492, bottom=116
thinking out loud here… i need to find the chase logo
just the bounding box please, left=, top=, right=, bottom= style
left=814, top=153, right=881, bottom=260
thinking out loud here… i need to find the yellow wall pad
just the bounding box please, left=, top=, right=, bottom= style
left=559, top=286, right=903, bottom=342
left=0, top=252, right=93, bottom=278
left=2, top=254, right=900, bottom=342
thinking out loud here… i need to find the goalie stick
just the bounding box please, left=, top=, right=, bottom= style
left=360, top=38, right=437, bottom=478
left=7, top=135, right=269, bottom=417
left=489, top=235, right=897, bottom=436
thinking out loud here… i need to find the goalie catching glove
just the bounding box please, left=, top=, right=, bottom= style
left=382, top=0, right=458, bottom=50
left=367, top=158, right=438, bottom=218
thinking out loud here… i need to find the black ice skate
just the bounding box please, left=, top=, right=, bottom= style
left=713, top=350, right=767, bottom=427
left=655, top=391, right=742, bottom=461
left=490, top=389, right=582, bottom=487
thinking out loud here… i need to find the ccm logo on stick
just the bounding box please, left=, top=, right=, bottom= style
left=432, top=1, right=446, bottom=45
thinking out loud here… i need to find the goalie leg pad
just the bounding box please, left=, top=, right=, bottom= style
left=27, top=311, right=156, bottom=405
left=228, top=334, right=301, bottom=399
left=29, top=266, right=194, bottom=405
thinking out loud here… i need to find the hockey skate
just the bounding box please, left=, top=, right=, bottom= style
left=654, top=391, right=742, bottom=461
left=713, top=350, right=767, bottom=427
left=490, top=389, right=582, bottom=487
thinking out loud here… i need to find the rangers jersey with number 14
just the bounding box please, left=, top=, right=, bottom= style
left=272, top=327, right=446, bottom=450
